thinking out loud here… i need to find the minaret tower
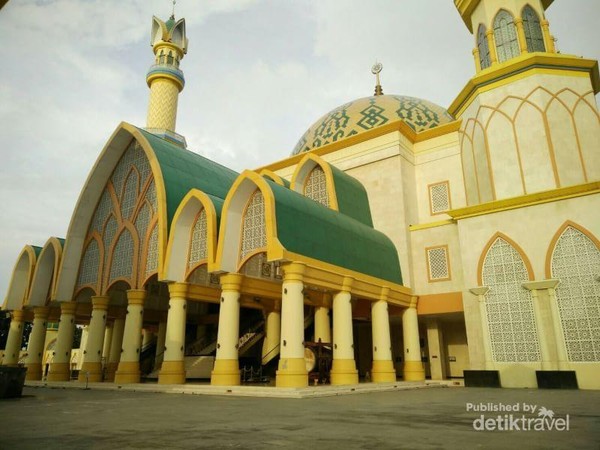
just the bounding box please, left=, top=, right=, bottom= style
left=145, top=8, right=188, bottom=146
left=450, top=0, right=599, bottom=206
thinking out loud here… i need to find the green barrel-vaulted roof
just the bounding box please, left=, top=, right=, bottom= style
left=328, top=164, right=373, bottom=227
left=138, top=128, right=238, bottom=230
left=268, top=179, right=402, bottom=284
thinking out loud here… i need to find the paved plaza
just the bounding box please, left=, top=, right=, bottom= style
left=0, top=385, right=599, bottom=449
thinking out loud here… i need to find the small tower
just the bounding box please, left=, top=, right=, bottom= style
left=145, top=12, right=188, bottom=146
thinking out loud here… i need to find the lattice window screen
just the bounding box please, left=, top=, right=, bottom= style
left=430, top=182, right=450, bottom=214
left=91, top=190, right=113, bottom=233
left=109, top=230, right=134, bottom=282
left=522, top=6, right=545, bottom=52
left=77, top=240, right=100, bottom=287
left=482, top=237, right=541, bottom=362
left=145, top=224, right=159, bottom=276
left=146, top=180, right=157, bottom=214
left=304, top=167, right=329, bottom=207
left=240, top=190, right=266, bottom=261
left=188, top=264, right=209, bottom=285
left=427, top=247, right=450, bottom=281
left=477, top=24, right=491, bottom=69
left=188, top=209, right=208, bottom=270
left=121, top=170, right=139, bottom=220
left=551, top=226, right=600, bottom=362
left=494, top=10, right=520, bottom=62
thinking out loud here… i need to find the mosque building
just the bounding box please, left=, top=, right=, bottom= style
left=2, top=0, right=599, bottom=390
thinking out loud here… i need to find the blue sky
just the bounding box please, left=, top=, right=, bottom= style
left=0, top=0, right=598, bottom=299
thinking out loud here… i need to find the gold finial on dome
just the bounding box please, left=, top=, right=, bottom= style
left=371, top=61, right=384, bottom=96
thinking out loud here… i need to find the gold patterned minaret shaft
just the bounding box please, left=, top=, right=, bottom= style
left=145, top=13, right=188, bottom=144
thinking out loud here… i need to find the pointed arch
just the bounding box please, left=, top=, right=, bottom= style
left=3, top=245, right=40, bottom=311
left=105, top=224, right=138, bottom=290
left=493, top=9, right=519, bottom=63
left=546, top=221, right=600, bottom=362
left=478, top=232, right=534, bottom=286
left=162, top=189, right=219, bottom=282
left=215, top=170, right=282, bottom=273
left=259, top=169, right=289, bottom=187
left=521, top=5, right=545, bottom=52
left=291, top=153, right=339, bottom=210
left=75, top=236, right=102, bottom=293
left=478, top=233, right=540, bottom=362
left=545, top=220, right=600, bottom=278
left=27, top=237, right=65, bottom=307
left=54, top=122, right=169, bottom=302
left=477, top=23, right=491, bottom=69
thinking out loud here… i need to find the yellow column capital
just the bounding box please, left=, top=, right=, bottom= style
left=341, top=276, right=354, bottom=293
left=10, top=309, right=27, bottom=322
left=91, top=296, right=110, bottom=310
left=379, top=287, right=390, bottom=302
left=60, top=301, right=78, bottom=315
left=322, top=292, right=333, bottom=309
left=220, top=273, right=243, bottom=291
left=168, top=282, right=189, bottom=298
left=408, top=296, right=418, bottom=309
left=33, top=306, right=50, bottom=319
left=126, top=289, right=147, bottom=305
left=282, top=262, right=306, bottom=282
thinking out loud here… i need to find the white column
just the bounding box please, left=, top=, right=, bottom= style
left=102, top=323, right=114, bottom=362
left=276, top=263, right=308, bottom=388
left=547, top=283, right=569, bottom=369
left=159, top=283, right=188, bottom=384
left=470, top=287, right=493, bottom=370
left=47, top=302, right=77, bottom=381
left=211, top=274, right=242, bottom=386
left=371, top=291, right=396, bottom=383
left=314, top=293, right=332, bottom=344
left=105, top=313, right=125, bottom=382
left=2, top=310, right=27, bottom=366
left=261, top=304, right=281, bottom=365
left=330, top=277, right=358, bottom=385
left=426, top=319, right=447, bottom=380
left=155, top=318, right=167, bottom=369
left=114, top=290, right=146, bottom=384
left=25, top=307, right=50, bottom=380
left=79, top=296, right=110, bottom=382
left=402, top=299, right=425, bottom=381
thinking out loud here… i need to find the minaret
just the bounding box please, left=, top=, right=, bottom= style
left=145, top=9, right=188, bottom=147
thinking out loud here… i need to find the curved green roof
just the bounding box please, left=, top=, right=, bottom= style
left=329, top=164, right=373, bottom=227
left=268, top=180, right=402, bottom=284
left=32, top=246, right=43, bottom=257
left=138, top=128, right=238, bottom=230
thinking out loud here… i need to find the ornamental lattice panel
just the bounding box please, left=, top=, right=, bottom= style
left=427, top=247, right=450, bottom=281
left=493, top=10, right=519, bottom=63
left=304, top=167, right=329, bottom=207
left=76, top=139, right=158, bottom=291
left=551, top=226, right=600, bottom=362
left=188, top=209, right=208, bottom=270
left=482, top=237, right=541, bottom=362
left=429, top=182, right=450, bottom=214
left=240, top=190, right=266, bottom=261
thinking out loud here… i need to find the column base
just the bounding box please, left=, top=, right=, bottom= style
left=276, top=358, right=308, bottom=388
left=403, top=360, right=425, bottom=381
left=330, top=359, right=359, bottom=385
left=211, top=359, right=240, bottom=386
left=104, top=362, right=118, bottom=382
left=371, top=360, right=397, bottom=383
left=25, top=363, right=42, bottom=381
left=47, top=362, right=71, bottom=382
left=114, top=361, right=140, bottom=384
left=159, top=360, right=186, bottom=385
left=78, top=362, right=103, bottom=382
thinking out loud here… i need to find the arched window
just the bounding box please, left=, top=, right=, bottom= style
left=477, top=24, right=491, bottom=69
left=304, top=166, right=329, bottom=207
left=493, top=10, right=520, bottom=62
left=240, top=190, right=266, bottom=262
left=188, top=209, right=208, bottom=271
left=522, top=5, right=545, bottom=52
left=167, top=52, right=174, bottom=65
left=482, top=236, right=540, bottom=362
left=551, top=226, right=600, bottom=362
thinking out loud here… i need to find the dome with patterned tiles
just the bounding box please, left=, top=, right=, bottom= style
left=292, top=95, right=455, bottom=155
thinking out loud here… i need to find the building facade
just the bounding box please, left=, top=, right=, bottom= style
left=2, top=0, right=599, bottom=389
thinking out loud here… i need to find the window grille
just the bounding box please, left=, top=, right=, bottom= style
left=91, top=190, right=113, bottom=233
left=145, top=224, right=159, bottom=276
left=522, top=6, right=545, bottom=52
left=482, top=237, right=541, bottom=362
left=121, top=170, right=139, bottom=220
left=427, top=246, right=450, bottom=281
left=304, top=166, right=329, bottom=207
left=551, top=226, right=600, bottom=362
left=77, top=240, right=100, bottom=287
left=493, top=10, right=520, bottom=62
left=109, top=229, right=134, bottom=282
left=188, top=209, right=208, bottom=270
left=240, top=190, right=266, bottom=261
left=429, top=182, right=450, bottom=214
left=477, top=24, right=491, bottom=69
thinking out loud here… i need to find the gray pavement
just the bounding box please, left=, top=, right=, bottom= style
left=0, top=386, right=598, bottom=449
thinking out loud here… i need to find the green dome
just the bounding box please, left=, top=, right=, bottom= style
left=292, top=95, right=455, bottom=155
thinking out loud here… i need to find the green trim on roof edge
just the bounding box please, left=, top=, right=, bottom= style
left=268, top=180, right=402, bottom=284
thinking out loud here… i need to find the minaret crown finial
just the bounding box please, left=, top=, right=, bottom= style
left=371, top=61, right=384, bottom=96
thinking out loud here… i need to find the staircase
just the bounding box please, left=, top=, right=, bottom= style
left=261, top=309, right=314, bottom=366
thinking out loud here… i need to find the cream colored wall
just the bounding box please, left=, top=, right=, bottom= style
left=443, top=320, right=470, bottom=378
left=459, top=73, right=600, bottom=204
